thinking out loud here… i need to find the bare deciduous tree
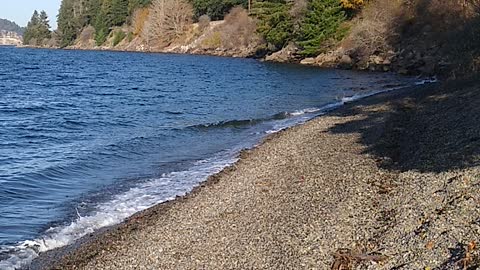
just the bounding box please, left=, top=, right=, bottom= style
left=143, top=0, right=194, bottom=47
left=342, top=0, right=402, bottom=57
left=198, top=15, right=211, bottom=32
left=132, top=8, right=150, bottom=36
left=220, top=7, right=258, bottom=48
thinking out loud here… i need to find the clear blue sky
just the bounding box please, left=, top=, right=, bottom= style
left=0, top=0, right=61, bottom=29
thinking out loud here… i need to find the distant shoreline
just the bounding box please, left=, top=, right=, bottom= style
left=13, top=43, right=265, bottom=60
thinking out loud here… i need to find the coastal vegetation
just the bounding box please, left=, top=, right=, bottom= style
left=54, top=0, right=357, bottom=53
left=56, top=0, right=151, bottom=47
left=23, top=11, right=52, bottom=46
left=24, top=0, right=478, bottom=77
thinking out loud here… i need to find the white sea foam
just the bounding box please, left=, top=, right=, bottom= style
left=288, top=108, right=322, bottom=116
left=415, top=76, right=438, bottom=85
left=0, top=154, right=237, bottom=270
left=265, top=77, right=438, bottom=134
left=266, top=116, right=310, bottom=134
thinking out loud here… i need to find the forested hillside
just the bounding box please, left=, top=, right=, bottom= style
left=50, top=0, right=480, bottom=77
left=57, top=0, right=151, bottom=47
left=55, top=0, right=362, bottom=53
left=0, top=18, right=25, bottom=35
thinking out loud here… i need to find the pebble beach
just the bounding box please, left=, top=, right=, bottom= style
left=32, top=81, right=480, bottom=270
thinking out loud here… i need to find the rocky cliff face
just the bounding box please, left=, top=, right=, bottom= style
left=0, top=30, right=22, bottom=46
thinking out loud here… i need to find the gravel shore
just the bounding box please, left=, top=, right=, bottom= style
left=33, top=81, right=480, bottom=269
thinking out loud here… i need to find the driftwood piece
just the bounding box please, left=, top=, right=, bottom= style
left=331, top=248, right=389, bottom=270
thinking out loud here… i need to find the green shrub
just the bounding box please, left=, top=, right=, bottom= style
left=95, top=26, right=108, bottom=46
left=202, top=31, right=222, bottom=47
left=127, top=31, right=135, bottom=42
left=112, top=30, right=126, bottom=46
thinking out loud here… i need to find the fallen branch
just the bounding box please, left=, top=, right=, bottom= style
left=331, top=248, right=389, bottom=270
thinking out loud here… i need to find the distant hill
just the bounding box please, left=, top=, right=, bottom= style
left=0, top=18, right=25, bottom=35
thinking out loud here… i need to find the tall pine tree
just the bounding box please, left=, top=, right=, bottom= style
left=23, top=10, right=40, bottom=45
left=58, top=0, right=79, bottom=47
left=39, top=11, right=52, bottom=39
left=251, top=0, right=294, bottom=50
left=109, top=0, right=129, bottom=26
left=297, top=0, right=346, bottom=56
left=23, top=10, right=52, bottom=45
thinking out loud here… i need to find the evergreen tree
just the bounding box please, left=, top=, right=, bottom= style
left=23, top=10, right=52, bottom=45
left=56, top=0, right=150, bottom=47
left=58, top=0, right=79, bottom=47
left=94, top=8, right=110, bottom=45
left=39, top=11, right=52, bottom=39
left=23, top=10, right=40, bottom=45
left=85, top=0, right=103, bottom=25
left=297, top=0, right=347, bottom=56
left=109, top=0, right=129, bottom=26
left=251, top=0, right=294, bottom=50
left=191, top=0, right=247, bottom=20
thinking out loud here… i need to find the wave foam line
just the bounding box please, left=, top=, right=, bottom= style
left=265, top=78, right=437, bottom=134
left=0, top=155, right=237, bottom=270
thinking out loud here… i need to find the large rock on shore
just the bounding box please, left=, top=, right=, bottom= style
left=264, top=42, right=301, bottom=63
left=300, top=47, right=354, bottom=69
left=299, top=45, right=445, bottom=76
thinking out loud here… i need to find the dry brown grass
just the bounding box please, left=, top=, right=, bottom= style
left=201, top=31, right=222, bottom=48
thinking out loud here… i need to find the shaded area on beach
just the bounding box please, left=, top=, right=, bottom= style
left=329, top=80, right=480, bottom=173
left=326, top=80, right=480, bottom=269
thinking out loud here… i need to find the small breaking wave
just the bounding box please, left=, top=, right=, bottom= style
left=190, top=118, right=266, bottom=129
left=415, top=76, right=438, bottom=85
left=188, top=109, right=324, bottom=130
left=0, top=154, right=237, bottom=270
left=265, top=78, right=437, bottom=134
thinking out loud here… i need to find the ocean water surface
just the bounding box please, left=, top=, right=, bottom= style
left=0, top=47, right=417, bottom=268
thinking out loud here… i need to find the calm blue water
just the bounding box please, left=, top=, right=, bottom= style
left=0, top=46, right=415, bottom=268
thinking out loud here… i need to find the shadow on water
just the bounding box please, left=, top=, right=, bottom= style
left=326, top=79, right=480, bottom=173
